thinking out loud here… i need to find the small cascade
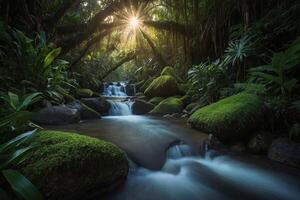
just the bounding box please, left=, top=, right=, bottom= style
left=108, top=99, right=133, bottom=116
left=102, top=82, right=127, bottom=97
left=166, top=143, right=193, bottom=159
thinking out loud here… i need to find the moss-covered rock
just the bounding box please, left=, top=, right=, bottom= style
left=150, top=97, right=183, bottom=115
left=149, top=97, right=164, bottom=105
left=188, top=93, right=264, bottom=143
left=160, top=66, right=182, bottom=83
left=140, top=77, right=156, bottom=92
left=144, top=75, right=180, bottom=98
left=185, top=102, right=201, bottom=113
left=76, top=88, right=95, bottom=98
left=132, top=99, right=155, bottom=115
left=17, top=131, right=128, bottom=199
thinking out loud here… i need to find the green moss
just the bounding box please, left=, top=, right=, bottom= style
left=17, top=131, right=128, bottom=198
left=144, top=75, right=180, bottom=98
left=76, top=88, right=94, bottom=98
left=140, top=77, right=156, bottom=92
left=185, top=102, right=200, bottom=112
left=149, top=97, right=164, bottom=105
left=188, top=93, right=264, bottom=143
left=161, top=66, right=182, bottom=82
left=150, top=97, right=183, bottom=115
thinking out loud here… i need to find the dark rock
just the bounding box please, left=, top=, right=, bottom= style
left=132, top=99, right=155, bottom=115
left=67, top=100, right=101, bottom=120
left=230, top=143, right=246, bottom=152
left=268, top=138, right=300, bottom=168
left=81, top=97, right=111, bottom=115
left=33, top=106, right=80, bottom=125
left=125, top=84, right=136, bottom=96
left=248, top=132, right=272, bottom=154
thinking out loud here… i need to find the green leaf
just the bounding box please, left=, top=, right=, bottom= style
left=17, top=92, right=42, bottom=111
left=44, top=48, right=61, bottom=67
left=2, top=170, right=43, bottom=200
left=0, top=147, right=32, bottom=169
left=8, top=92, right=19, bottom=110
left=0, top=130, right=36, bottom=152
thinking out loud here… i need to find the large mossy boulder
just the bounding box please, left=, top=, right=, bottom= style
left=188, top=92, right=264, bottom=143
left=132, top=99, right=155, bottom=115
left=18, top=131, right=129, bottom=199
left=76, top=88, right=95, bottom=99
left=144, top=75, right=180, bottom=98
left=81, top=97, right=111, bottom=115
left=33, top=106, right=80, bottom=125
left=150, top=97, right=183, bottom=116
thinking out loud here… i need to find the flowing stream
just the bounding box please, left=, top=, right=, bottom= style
left=48, top=81, right=300, bottom=200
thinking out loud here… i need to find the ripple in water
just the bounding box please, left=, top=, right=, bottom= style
left=107, top=144, right=300, bottom=200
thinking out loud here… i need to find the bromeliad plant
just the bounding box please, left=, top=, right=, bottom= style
left=0, top=130, right=43, bottom=200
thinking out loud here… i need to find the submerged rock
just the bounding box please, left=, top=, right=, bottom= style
left=144, top=75, right=180, bottom=98
left=150, top=97, right=183, bottom=116
left=16, top=131, right=129, bottom=199
left=33, top=106, right=80, bottom=125
left=81, top=97, right=110, bottom=115
left=132, top=99, right=155, bottom=115
left=188, top=92, right=264, bottom=143
left=268, top=138, right=300, bottom=168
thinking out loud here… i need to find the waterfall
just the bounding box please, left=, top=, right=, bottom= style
left=102, top=82, right=127, bottom=97
left=108, top=99, right=133, bottom=116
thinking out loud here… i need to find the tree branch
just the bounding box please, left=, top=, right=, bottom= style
left=143, top=20, right=192, bottom=35
left=100, top=51, right=136, bottom=80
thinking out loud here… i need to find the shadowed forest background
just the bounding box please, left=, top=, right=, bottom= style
left=0, top=0, right=300, bottom=200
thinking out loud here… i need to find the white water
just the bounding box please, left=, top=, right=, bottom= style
left=102, top=82, right=127, bottom=97
left=108, top=100, right=133, bottom=116
left=108, top=144, right=300, bottom=200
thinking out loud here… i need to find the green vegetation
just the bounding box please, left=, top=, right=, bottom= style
left=16, top=130, right=128, bottom=199
left=149, top=97, right=164, bottom=105
left=145, top=75, right=180, bottom=98
left=150, top=97, right=183, bottom=115
left=0, top=130, right=42, bottom=200
left=188, top=93, right=264, bottom=143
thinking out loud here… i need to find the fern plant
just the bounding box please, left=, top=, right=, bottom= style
left=250, top=37, right=300, bottom=96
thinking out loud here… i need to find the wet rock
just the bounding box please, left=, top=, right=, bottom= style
left=150, top=97, right=183, bottom=116
left=125, top=84, right=136, bottom=96
left=33, top=106, right=80, bottom=125
left=67, top=100, right=101, bottom=120
left=144, top=75, right=180, bottom=98
left=268, top=138, right=300, bottom=168
left=132, top=99, right=155, bottom=115
left=81, top=97, right=111, bottom=115
left=248, top=132, right=272, bottom=154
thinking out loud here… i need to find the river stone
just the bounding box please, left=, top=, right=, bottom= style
left=268, top=138, right=300, bottom=168
left=67, top=100, right=101, bottom=120
left=81, top=97, right=111, bottom=115
left=247, top=132, right=272, bottom=154
left=132, top=99, right=155, bottom=115
left=33, top=106, right=80, bottom=125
